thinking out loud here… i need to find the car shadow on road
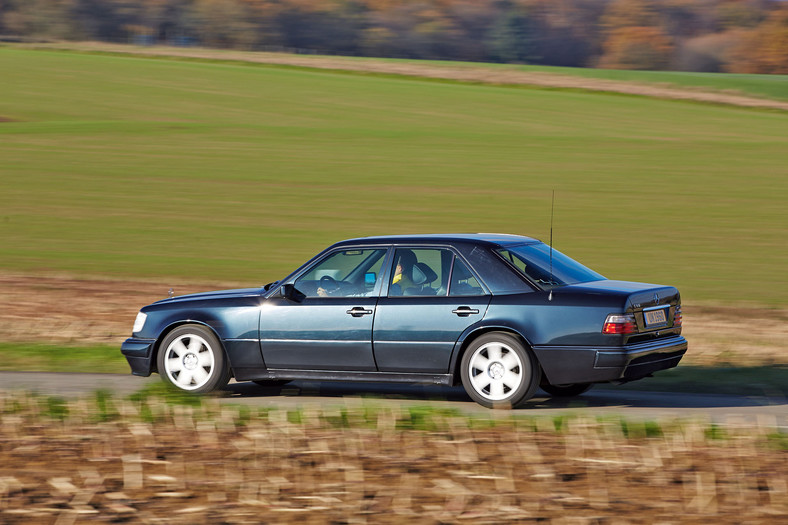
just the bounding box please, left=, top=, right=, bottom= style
left=224, top=380, right=473, bottom=403
left=223, top=380, right=786, bottom=410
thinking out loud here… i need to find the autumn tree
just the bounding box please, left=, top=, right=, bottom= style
left=186, top=0, right=257, bottom=48
left=599, top=26, right=674, bottom=69
left=488, top=2, right=539, bottom=63
left=2, top=0, right=79, bottom=40
left=0, top=0, right=785, bottom=74
left=598, top=0, right=675, bottom=70
left=524, top=0, right=606, bottom=67
left=715, top=0, right=766, bottom=30
left=726, top=4, right=788, bottom=73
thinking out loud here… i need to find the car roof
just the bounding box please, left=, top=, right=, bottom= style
left=334, top=233, right=541, bottom=248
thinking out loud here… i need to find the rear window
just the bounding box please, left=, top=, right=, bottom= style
left=496, top=243, right=604, bottom=289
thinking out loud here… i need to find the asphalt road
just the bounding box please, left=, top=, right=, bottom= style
left=1, top=371, right=785, bottom=428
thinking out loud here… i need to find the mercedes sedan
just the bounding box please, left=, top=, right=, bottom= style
left=121, top=234, right=687, bottom=408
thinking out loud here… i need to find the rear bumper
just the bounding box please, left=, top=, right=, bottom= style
left=533, top=336, right=687, bottom=385
left=121, top=338, right=156, bottom=377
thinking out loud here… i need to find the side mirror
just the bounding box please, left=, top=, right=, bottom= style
left=364, top=272, right=376, bottom=286
left=280, top=283, right=306, bottom=303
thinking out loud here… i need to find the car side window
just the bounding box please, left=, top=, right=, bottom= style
left=388, top=248, right=448, bottom=297
left=449, top=257, right=484, bottom=296
left=295, top=249, right=386, bottom=298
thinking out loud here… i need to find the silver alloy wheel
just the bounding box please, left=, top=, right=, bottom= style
left=163, top=333, right=215, bottom=391
left=467, top=341, right=524, bottom=401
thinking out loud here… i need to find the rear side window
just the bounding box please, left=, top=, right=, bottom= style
left=456, top=245, right=534, bottom=294
left=449, top=257, right=484, bottom=296
left=388, top=248, right=449, bottom=297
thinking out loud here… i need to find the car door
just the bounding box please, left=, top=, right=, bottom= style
left=373, top=247, right=491, bottom=373
left=259, top=247, right=388, bottom=371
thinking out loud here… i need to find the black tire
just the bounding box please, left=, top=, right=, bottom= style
left=540, top=382, right=593, bottom=397
left=252, top=380, right=291, bottom=387
left=460, top=332, right=540, bottom=409
left=157, top=324, right=231, bottom=393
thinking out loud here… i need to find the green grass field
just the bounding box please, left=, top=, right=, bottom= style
left=1, top=47, right=787, bottom=306
left=0, top=343, right=127, bottom=373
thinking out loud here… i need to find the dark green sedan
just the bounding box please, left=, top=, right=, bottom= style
left=122, top=234, right=687, bottom=409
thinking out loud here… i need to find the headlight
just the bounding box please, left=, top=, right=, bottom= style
left=132, top=312, right=147, bottom=333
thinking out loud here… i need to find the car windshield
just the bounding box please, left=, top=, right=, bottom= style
left=496, top=243, right=604, bottom=289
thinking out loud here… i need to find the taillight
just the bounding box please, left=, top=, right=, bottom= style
left=673, top=305, right=682, bottom=327
left=602, top=314, right=637, bottom=334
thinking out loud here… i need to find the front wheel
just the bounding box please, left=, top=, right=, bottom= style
left=460, top=332, right=540, bottom=409
left=157, top=325, right=230, bottom=393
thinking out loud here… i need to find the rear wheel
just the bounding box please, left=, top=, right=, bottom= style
left=541, top=382, right=593, bottom=397
left=157, top=325, right=230, bottom=393
left=460, top=332, right=540, bottom=409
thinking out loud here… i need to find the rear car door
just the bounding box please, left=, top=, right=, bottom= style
left=373, top=247, right=491, bottom=373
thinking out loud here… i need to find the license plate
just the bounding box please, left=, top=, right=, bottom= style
left=644, top=308, right=667, bottom=327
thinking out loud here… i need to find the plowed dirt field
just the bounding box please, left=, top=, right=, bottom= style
left=1, top=272, right=785, bottom=366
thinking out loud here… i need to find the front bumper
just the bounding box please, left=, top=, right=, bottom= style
left=533, top=335, right=687, bottom=385
left=121, top=338, right=156, bottom=376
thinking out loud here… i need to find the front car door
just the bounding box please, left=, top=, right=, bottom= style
left=373, top=246, right=491, bottom=373
left=259, top=247, right=388, bottom=371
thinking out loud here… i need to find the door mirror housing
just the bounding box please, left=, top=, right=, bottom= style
left=280, top=283, right=306, bottom=303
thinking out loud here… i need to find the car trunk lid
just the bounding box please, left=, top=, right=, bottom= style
left=622, top=283, right=681, bottom=334
left=559, top=279, right=682, bottom=339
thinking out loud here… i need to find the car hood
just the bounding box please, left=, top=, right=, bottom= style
left=154, top=288, right=262, bottom=304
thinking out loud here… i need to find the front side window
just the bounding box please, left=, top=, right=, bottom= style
left=295, top=248, right=386, bottom=297
left=496, top=243, right=604, bottom=289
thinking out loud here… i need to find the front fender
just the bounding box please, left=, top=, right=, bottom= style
left=139, top=298, right=261, bottom=341
left=138, top=302, right=263, bottom=373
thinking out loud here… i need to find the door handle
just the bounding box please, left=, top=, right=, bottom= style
left=452, top=306, right=479, bottom=317
left=347, top=307, right=373, bottom=317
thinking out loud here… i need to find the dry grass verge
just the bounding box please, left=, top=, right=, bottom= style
left=1, top=390, right=786, bottom=524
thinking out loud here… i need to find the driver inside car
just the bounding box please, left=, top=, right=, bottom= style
left=389, top=249, right=417, bottom=296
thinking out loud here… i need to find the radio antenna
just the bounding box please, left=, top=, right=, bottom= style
left=548, top=190, right=554, bottom=302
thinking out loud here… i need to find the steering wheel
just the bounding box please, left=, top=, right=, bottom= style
left=319, top=275, right=340, bottom=292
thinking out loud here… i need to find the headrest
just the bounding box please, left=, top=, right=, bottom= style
left=412, top=262, right=438, bottom=285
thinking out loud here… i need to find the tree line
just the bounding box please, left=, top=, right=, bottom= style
left=2, top=0, right=786, bottom=73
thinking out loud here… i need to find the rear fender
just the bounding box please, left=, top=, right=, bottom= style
left=449, top=323, right=535, bottom=385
